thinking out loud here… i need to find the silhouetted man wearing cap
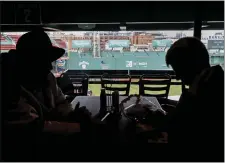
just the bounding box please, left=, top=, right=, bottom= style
left=164, top=37, right=224, bottom=160
left=10, top=29, right=91, bottom=127
left=2, top=29, right=97, bottom=160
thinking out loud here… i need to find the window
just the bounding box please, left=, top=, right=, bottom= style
left=201, top=30, right=224, bottom=68
left=1, top=30, right=194, bottom=98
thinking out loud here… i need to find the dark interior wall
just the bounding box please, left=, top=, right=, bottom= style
left=1, top=1, right=224, bottom=24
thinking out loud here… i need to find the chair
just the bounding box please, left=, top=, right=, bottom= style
left=66, top=72, right=89, bottom=96
left=139, top=74, right=171, bottom=99
left=101, top=74, right=131, bottom=96
left=57, top=72, right=89, bottom=103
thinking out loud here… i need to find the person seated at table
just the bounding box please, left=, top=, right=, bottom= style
left=2, top=29, right=94, bottom=160
left=163, top=37, right=224, bottom=155
left=13, top=28, right=92, bottom=122
left=2, top=52, right=89, bottom=161
left=135, top=37, right=223, bottom=159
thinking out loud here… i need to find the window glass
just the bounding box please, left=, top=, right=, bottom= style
left=1, top=30, right=194, bottom=70
left=201, top=30, right=224, bottom=69
left=1, top=30, right=194, bottom=98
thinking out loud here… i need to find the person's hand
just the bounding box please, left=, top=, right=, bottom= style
left=73, top=102, right=92, bottom=121
left=67, top=102, right=91, bottom=122
left=68, top=102, right=92, bottom=133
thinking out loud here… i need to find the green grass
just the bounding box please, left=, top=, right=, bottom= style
left=88, top=84, right=182, bottom=96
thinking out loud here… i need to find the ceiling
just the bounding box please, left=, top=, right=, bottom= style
left=1, top=1, right=224, bottom=31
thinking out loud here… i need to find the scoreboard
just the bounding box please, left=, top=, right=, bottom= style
left=208, top=40, right=224, bottom=49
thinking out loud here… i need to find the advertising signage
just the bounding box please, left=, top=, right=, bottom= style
left=72, top=40, right=92, bottom=48
left=152, top=39, right=173, bottom=47
left=208, top=40, right=224, bottom=49
left=108, top=40, right=130, bottom=48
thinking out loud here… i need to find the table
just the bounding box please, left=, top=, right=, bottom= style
left=71, top=96, right=163, bottom=117
left=71, top=96, right=164, bottom=143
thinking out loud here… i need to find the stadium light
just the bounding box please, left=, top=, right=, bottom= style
left=120, top=22, right=126, bottom=31
left=120, top=26, right=126, bottom=31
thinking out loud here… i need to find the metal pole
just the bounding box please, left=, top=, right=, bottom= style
left=193, top=3, right=202, bottom=39
left=194, top=19, right=202, bottom=39
left=93, top=31, right=96, bottom=57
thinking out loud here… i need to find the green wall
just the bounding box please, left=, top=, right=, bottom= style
left=67, top=52, right=171, bottom=70
left=66, top=52, right=224, bottom=70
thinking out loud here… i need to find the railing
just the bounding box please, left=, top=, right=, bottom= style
left=58, top=69, right=184, bottom=89
left=57, top=70, right=186, bottom=94
left=79, top=74, right=182, bottom=86
left=64, top=70, right=181, bottom=84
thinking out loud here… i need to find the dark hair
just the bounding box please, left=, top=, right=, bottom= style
left=166, top=37, right=210, bottom=67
